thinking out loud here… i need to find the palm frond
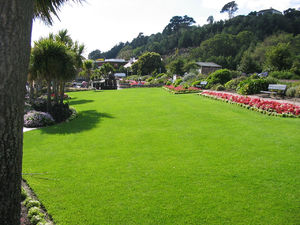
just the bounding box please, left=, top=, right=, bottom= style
left=34, top=0, right=83, bottom=25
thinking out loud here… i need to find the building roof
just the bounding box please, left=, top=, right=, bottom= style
left=105, top=59, right=126, bottom=63
left=196, top=62, right=222, bottom=68
left=258, top=8, right=282, bottom=15
left=114, top=73, right=126, bottom=77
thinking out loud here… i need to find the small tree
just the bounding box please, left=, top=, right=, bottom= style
left=82, top=60, right=94, bottom=80
left=169, top=58, right=185, bottom=75
left=31, top=38, right=76, bottom=110
left=220, top=1, right=238, bottom=19
left=133, top=52, right=164, bottom=75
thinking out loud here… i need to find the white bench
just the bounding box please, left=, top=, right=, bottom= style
left=196, top=81, right=208, bottom=88
left=261, top=84, right=287, bottom=96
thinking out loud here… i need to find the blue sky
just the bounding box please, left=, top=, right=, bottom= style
left=31, top=0, right=300, bottom=57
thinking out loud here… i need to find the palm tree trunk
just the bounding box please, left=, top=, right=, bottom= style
left=0, top=1, right=34, bottom=224
left=53, top=80, right=58, bottom=104
left=60, top=81, right=64, bottom=104
left=47, top=81, right=52, bottom=111
left=29, top=81, right=34, bottom=103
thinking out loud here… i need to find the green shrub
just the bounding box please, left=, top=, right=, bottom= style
left=264, top=77, right=279, bottom=84
left=21, top=187, right=27, bottom=202
left=269, top=71, right=300, bottom=80
left=237, top=79, right=269, bottom=95
left=214, top=84, right=225, bottom=91
left=126, top=75, right=140, bottom=81
left=183, top=73, right=198, bottom=83
left=30, top=215, right=45, bottom=225
left=224, top=76, right=247, bottom=90
left=165, top=81, right=172, bottom=85
left=191, top=80, right=201, bottom=87
left=173, top=78, right=183, bottom=87
left=23, top=197, right=33, bottom=206
left=141, top=75, right=151, bottom=81
left=230, top=70, right=242, bottom=78
left=156, top=73, right=166, bottom=79
left=26, top=200, right=40, bottom=208
left=28, top=207, right=43, bottom=219
left=250, top=73, right=259, bottom=79
left=296, top=85, right=300, bottom=97
left=286, top=87, right=296, bottom=97
left=183, top=83, right=190, bottom=89
left=146, top=77, right=154, bottom=82
left=237, top=77, right=280, bottom=95
left=206, top=69, right=232, bottom=88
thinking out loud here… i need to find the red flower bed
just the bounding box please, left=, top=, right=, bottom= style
left=201, top=91, right=300, bottom=117
left=164, top=85, right=201, bottom=94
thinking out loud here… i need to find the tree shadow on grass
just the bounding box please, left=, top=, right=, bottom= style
left=40, top=110, right=114, bottom=134
left=68, top=99, right=94, bottom=106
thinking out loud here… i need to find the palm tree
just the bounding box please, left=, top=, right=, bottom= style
left=0, top=2, right=82, bottom=223
left=31, top=38, right=77, bottom=110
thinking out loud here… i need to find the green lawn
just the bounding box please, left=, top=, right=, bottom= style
left=23, top=88, right=300, bottom=225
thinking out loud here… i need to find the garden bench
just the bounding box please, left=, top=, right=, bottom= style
left=260, top=84, right=287, bottom=97
left=196, top=81, right=208, bottom=88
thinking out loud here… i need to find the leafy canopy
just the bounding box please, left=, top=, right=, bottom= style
left=220, top=1, right=238, bottom=19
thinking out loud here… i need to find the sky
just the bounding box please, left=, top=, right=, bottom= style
left=32, top=0, right=300, bottom=57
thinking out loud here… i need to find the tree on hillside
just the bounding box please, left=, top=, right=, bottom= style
left=264, top=43, right=293, bottom=71
left=132, top=52, right=164, bottom=75
left=220, top=1, right=238, bottom=19
left=207, top=16, right=214, bottom=24
left=163, top=15, right=196, bottom=35
left=88, top=49, right=104, bottom=60
left=0, top=1, right=82, bottom=224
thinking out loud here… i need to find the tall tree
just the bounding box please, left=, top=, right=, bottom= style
left=0, top=1, right=81, bottom=224
left=220, top=1, right=238, bottom=19
left=163, top=15, right=196, bottom=35
left=207, top=15, right=214, bottom=24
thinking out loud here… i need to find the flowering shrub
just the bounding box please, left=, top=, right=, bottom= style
left=164, top=85, right=201, bottom=94
left=24, top=111, right=55, bottom=128
left=51, top=93, right=70, bottom=99
left=201, top=91, right=300, bottom=117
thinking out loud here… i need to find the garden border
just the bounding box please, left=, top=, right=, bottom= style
left=199, top=91, right=300, bottom=118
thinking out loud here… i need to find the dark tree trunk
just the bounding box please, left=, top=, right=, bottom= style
left=60, top=81, right=65, bottom=104
left=47, top=81, right=52, bottom=111
left=0, top=1, right=34, bottom=224
left=53, top=80, right=58, bottom=104
left=29, top=81, right=34, bottom=103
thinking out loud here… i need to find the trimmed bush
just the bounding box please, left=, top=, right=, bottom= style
left=21, top=187, right=27, bottom=201
left=165, top=80, right=172, bottom=85
left=26, top=200, right=41, bottom=208
left=206, top=69, right=232, bottom=88
left=191, top=80, right=201, bottom=87
left=225, top=76, right=247, bottom=90
left=49, top=103, right=72, bottom=123
left=214, top=84, right=225, bottom=91
left=30, top=215, right=45, bottom=225
left=286, top=87, right=296, bottom=97
left=24, top=111, right=55, bottom=128
left=173, top=78, right=183, bottom=87
left=28, top=207, right=43, bottom=219
left=237, top=77, right=279, bottom=95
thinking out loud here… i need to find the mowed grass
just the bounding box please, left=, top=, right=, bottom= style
left=23, top=88, right=300, bottom=225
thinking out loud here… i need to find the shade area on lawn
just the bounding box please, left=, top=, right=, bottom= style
left=23, top=88, right=300, bottom=225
